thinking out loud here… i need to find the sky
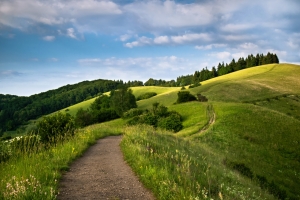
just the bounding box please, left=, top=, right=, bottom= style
left=0, top=0, right=300, bottom=96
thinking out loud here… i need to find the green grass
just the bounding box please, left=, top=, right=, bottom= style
left=190, top=64, right=300, bottom=102
left=0, top=120, right=124, bottom=200
left=192, top=102, right=300, bottom=199
left=121, top=125, right=274, bottom=200
left=121, top=63, right=300, bottom=199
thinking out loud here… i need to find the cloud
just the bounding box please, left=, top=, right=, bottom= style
left=0, top=0, right=122, bottom=29
left=66, top=28, right=76, bottom=39
left=50, top=58, right=58, bottom=62
left=119, top=34, right=132, bottom=42
left=154, top=36, right=169, bottom=44
left=78, top=58, right=101, bottom=64
left=171, top=33, right=211, bottom=44
left=43, top=35, right=55, bottom=41
left=124, top=33, right=212, bottom=48
left=0, top=70, right=23, bottom=78
left=220, top=23, right=255, bottom=33
left=239, top=42, right=259, bottom=50
left=77, top=56, right=187, bottom=76
left=195, top=44, right=227, bottom=50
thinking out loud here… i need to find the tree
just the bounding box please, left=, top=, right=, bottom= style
left=36, top=112, right=75, bottom=145
left=110, top=86, right=137, bottom=117
left=176, top=91, right=197, bottom=104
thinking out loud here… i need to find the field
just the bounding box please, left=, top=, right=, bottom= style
left=121, top=63, right=300, bottom=199
left=1, top=63, right=299, bottom=199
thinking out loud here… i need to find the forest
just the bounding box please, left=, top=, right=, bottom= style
left=0, top=52, right=278, bottom=134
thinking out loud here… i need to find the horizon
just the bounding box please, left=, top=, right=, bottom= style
left=1, top=0, right=300, bottom=96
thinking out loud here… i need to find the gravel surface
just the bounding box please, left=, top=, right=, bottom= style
left=57, top=136, right=155, bottom=200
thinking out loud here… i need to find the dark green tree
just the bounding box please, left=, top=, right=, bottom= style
left=110, top=87, right=137, bottom=117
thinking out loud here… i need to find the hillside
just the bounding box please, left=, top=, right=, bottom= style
left=2, top=63, right=298, bottom=199
left=119, top=63, right=300, bottom=199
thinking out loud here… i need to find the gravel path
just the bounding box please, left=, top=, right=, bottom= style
left=57, top=136, right=155, bottom=200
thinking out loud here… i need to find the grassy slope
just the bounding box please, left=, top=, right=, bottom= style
left=120, top=63, right=300, bottom=199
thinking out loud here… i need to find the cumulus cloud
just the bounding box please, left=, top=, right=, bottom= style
left=77, top=56, right=187, bottom=75
left=124, top=33, right=212, bottom=48
left=0, top=0, right=121, bottom=29
left=195, top=44, right=227, bottom=50
left=220, top=23, right=255, bottom=33
left=43, top=35, right=55, bottom=41
left=154, top=36, right=169, bottom=44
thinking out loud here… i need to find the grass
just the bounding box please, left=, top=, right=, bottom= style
left=121, top=63, right=300, bottom=199
left=0, top=119, right=124, bottom=200
left=192, top=102, right=300, bottom=199
left=121, top=125, right=274, bottom=200
left=190, top=64, right=300, bottom=102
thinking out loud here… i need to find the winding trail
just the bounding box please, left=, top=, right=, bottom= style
left=57, top=136, right=155, bottom=200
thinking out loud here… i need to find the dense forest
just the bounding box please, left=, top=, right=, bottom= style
left=0, top=79, right=136, bottom=133
left=0, top=52, right=279, bottom=134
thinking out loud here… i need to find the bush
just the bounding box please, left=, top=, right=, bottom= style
left=188, top=82, right=201, bottom=88
left=36, top=112, right=76, bottom=145
left=123, top=108, right=144, bottom=119
left=136, top=92, right=157, bottom=101
left=126, top=103, right=183, bottom=132
left=176, top=91, right=197, bottom=103
left=75, top=108, right=94, bottom=127
left=157, top=113, right=183, bottom=132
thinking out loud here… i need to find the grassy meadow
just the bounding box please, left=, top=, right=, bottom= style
left=1, top=63, right=299, bottom=199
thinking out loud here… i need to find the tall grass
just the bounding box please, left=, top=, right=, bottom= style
left=0, top=120, right=123, bottom=200
left=194, top=102, right=300, bottom=199
left=121, top=125, right=273, bottom=200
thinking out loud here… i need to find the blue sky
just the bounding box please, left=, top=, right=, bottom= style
left=0, top=0, right=300, bottom=96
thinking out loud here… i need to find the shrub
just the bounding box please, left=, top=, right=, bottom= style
left=75, top=108, right=94, bottom=127
left=188, top=82, right=201, bottom=88
left=36, top=112, right=76, bottom=145
left=126, top=103, right=183, bottom=132
left=123, top=108, right=144, bottom=119
left=176, top=91, right=197, bottom=103
left=136, top=92, right=157, bottom=101
left=157, top=113, right=183, bottom=132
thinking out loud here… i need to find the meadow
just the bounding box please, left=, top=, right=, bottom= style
left=0, top=63, right=299, bottom=199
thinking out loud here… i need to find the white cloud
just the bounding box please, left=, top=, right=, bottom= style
left=78, top=58, right=101, bottom=64
left=239, top=42, right=258, bottom=50
left=171, top=33, right=211, bottom=44
left=0, top=0, right=121, bottom=30
left=210, top=51, right=232, bottom=60
left=195, top=44, right=227, bottom=50
left=221, top=23, right=255, bottom=32
left=43, top=35, right=55, bottom=41
left=154, top=36, right=169, bottom=44
left=67, top=28, right=77, bottom=39
left=125, top=33, right=211, bottom=48
left=120, top=34, right=131, bottom=42
left=123, top=0, right=240, bottom=28
left=50, top=58, right=58, bottom=62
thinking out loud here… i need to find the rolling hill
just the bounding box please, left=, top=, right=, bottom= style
left=4, top=63, right=297, bottom=199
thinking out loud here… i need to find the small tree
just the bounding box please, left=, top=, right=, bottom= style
left=110, top=87, right=137, bottom=117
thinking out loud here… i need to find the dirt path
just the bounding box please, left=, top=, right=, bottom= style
left=57, top=136, right=155, bottom=200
